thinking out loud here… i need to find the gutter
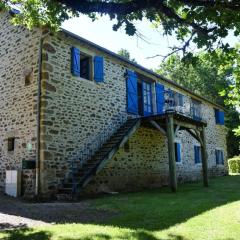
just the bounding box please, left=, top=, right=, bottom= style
left=35, top=35, right=44, bottom=196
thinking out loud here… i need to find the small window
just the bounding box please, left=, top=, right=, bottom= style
left=215, top=149, right=224, bottom=165
left=80, top=54, right=92, bottom=80
left=8, top=138, right=15, bottom=152
left=194, top=145, right=202, bottom=164
left=25, top=74, right=31, bottom=86
left=175, top=142, right=181, bottom=163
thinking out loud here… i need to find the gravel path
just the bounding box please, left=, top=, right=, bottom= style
left=0, top=193, right=117, bottom=231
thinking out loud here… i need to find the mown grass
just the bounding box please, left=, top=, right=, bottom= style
left=1, top=175, right=240, bottom=240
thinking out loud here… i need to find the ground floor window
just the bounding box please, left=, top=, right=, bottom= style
left=194, top=145, right=202, bottom=164
left=215, top=149, right=224, bottom=165
left=175, top=142, right=181, bottom=163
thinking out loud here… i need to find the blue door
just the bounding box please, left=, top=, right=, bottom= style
left=142, top=81, right=152, bottom=116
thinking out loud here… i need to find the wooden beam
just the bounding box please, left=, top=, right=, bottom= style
left=174, top=119, right=199, bottom=131
left=150, top=121, right=166, bottom=135
left=194, top=130, right=203, bottom=146
left=200, top=127, right=209, bottom=187
left=174, top=125, right=180, bottom=137
left=185, top=129, right=201, bottom=143
left=166, top=114, right=177, bottom=192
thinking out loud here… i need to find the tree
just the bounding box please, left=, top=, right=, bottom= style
left=117, top=48, right=137, bottom=63
left=1, top=0, right=240, bottom=56
left=156, top=52, right=240, bottom=157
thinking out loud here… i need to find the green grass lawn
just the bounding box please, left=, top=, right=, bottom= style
left=1, top=175, right=240, bottom=240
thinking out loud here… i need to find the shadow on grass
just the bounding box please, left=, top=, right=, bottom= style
left=1, top=228, right=52, bottom=240
left=1, top=229, right=190, bottom=240
left=0, top=176, right=240, bottom=237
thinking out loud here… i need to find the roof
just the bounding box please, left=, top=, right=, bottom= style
left=61, top=28, right=225, bottom=110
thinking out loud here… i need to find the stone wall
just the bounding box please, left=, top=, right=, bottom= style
left=39, top=32, right=130, bottom=196
left=40, top=31, right=228, bottom=196
left=0, top=11, right=41, bottom=196
left=84, top=105, right=227, bottom=194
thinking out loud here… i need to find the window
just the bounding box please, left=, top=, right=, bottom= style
left=215, top=109, right=225, bottom=125
left=194, top=145, right=201, bottom=164
left=175, top=142, right=181, bottom=163
left=71, top=47, right=104, bottom=82
left=191, top=99, right=202, bottom=120
left=80, top=54, right=92, bottom=80
left=8, top=138, right=15, bottom=152
left=215, top=149, right=224, bottom=165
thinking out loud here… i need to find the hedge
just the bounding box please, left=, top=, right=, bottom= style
left=228, top=156, right=240, bottom=174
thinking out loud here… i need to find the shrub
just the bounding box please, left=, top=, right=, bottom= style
left=228, top=156, right=240, bottom=174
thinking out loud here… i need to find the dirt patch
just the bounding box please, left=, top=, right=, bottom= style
left=0, top=193, right=118, bottom=231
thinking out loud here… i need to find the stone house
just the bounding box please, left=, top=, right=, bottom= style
left=0, top=10, right=227, bottom=198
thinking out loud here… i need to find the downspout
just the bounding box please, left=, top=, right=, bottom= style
left=35, top=35, right=44, bottom=196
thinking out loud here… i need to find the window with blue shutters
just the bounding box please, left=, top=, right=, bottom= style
left=126, top=70, right=138, bottom=114
left=71, top=47, right=104, bottom=82
left=194, top=145, right=201, bottom=164
left=155, top=83, right=164, bottom=114
left=215, top=109, right=225, bottom=125
left=215, top=149, right=224, bottom=165
left=175, top=142, right=182, bottom=163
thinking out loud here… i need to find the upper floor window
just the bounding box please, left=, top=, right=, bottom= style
left=215, top=149, right=224, bottom=165
left=71, top=47, right=104, bottom=82
left=191, top=99, right=202, bottom=121
left=215, top=109, right=225, bottom=125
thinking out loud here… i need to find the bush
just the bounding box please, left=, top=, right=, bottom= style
left=228, top=156, right=240, bottom=174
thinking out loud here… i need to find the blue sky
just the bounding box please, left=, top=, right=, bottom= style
left=62, top=15, right=239, bottom=70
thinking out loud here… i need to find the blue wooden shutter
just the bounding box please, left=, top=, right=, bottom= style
left=126, top=70, right=138, bottom=114
left=194, top=146, right=200, bottom=164
left=220, top=150, right=224, bottom=164
left=71, top=47, right=80, bottom=77
left=215, top=109, right=225, bottom=125
left=175, top=142, right=181, bottom=162
left=219, top=111, right=225, bottom=125
left=94, top=56, right=104, bottom=82
left=155, top=83, right=165, bottom=114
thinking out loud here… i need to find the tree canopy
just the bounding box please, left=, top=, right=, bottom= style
left=117, top=48, right=137, bottom=63
left=1, top=0, right=240, bottom=56
left=156, top=51, right=240, bottom=156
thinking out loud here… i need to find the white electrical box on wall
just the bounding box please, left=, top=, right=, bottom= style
left=5, top=170, right=21, bottom=197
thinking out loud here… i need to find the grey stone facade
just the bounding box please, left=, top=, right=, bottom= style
left=0, top=11, right=41, bottom=195
left=0, top=11, right=228, bottom=198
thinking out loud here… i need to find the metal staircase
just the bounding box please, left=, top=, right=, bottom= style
left=58, top=118, right=140, bottom=196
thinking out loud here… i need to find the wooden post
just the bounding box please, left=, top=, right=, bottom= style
left=200, top=127, right=209, bottom=187
left=166, top=114, right=177, bottom=192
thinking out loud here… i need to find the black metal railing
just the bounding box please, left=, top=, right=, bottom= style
left=164, top=90, right=203, bottom=121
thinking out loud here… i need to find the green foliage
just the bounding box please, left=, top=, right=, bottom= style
left=228, top=157, right=240, bottom=174
left=1, top=0, right=240, bottom=55
left=117, top=48, right=137, bottom=63
left=156, top=51, right=240, bottom=157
